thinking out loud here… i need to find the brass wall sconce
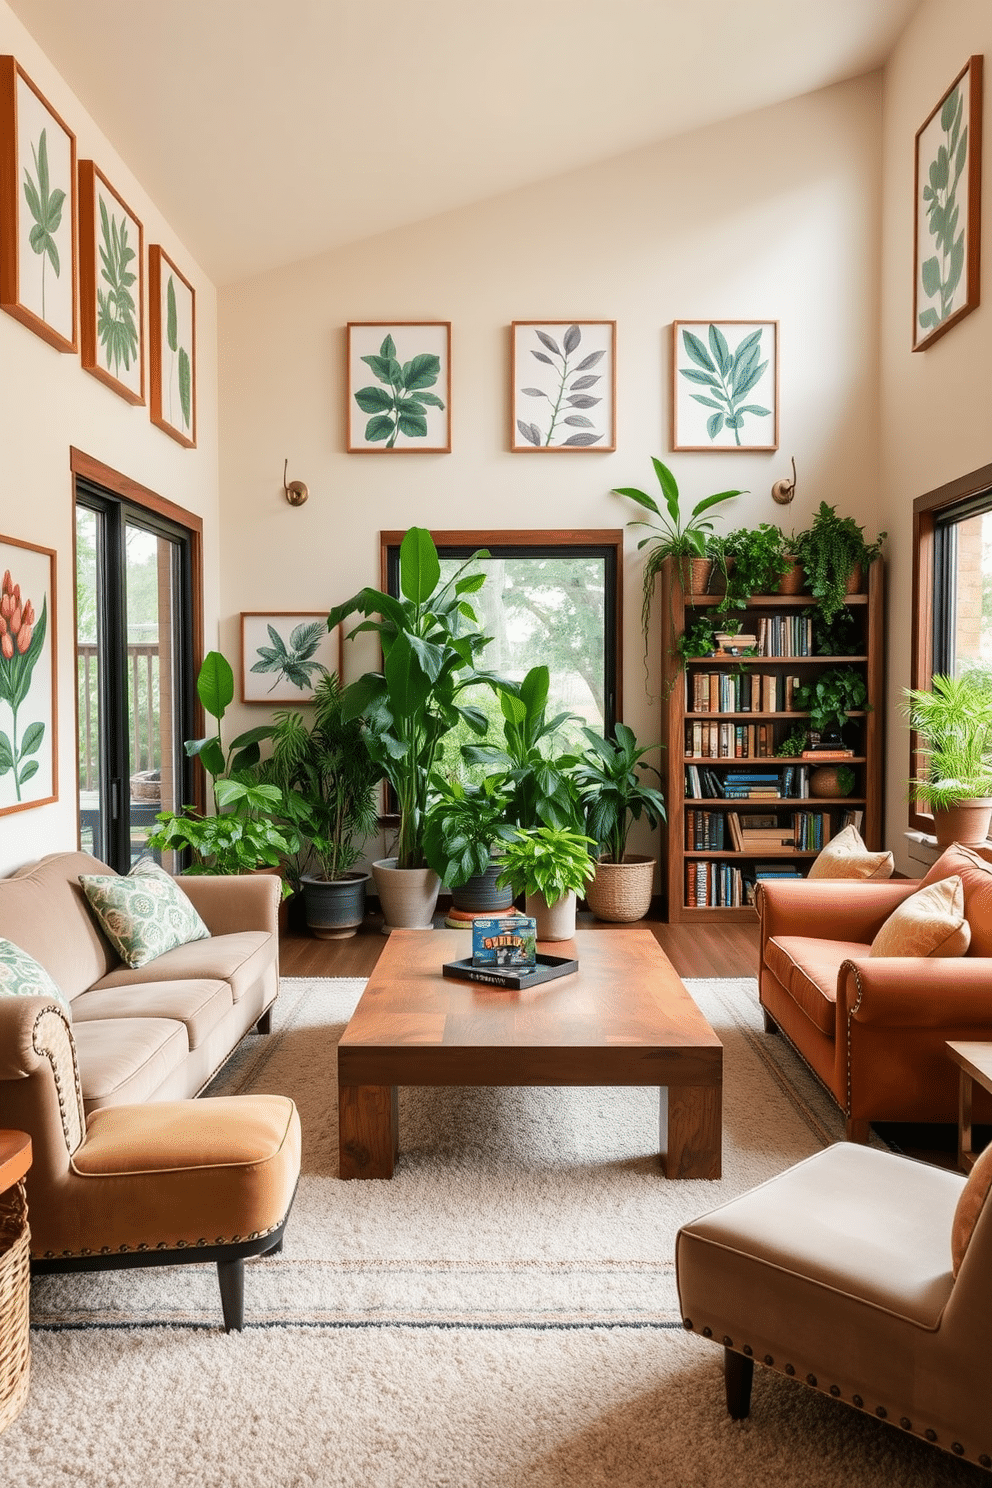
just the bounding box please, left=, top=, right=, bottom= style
left=283, top=458, right=309, bottom=507
left=771, top=456, right=797, bottom=505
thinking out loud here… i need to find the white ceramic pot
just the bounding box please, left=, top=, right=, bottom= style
left=372, top=858, right=440, bottom=934
left=525, top=889, right=576, bottom=942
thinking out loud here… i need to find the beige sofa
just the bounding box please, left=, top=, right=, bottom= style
left=0, top=851, right=280, bottom=1114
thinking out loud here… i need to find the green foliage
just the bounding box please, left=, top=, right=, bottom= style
left=809, top=603, right=861, bottom=657
left=146, top=650, right=297, bottom=880
left=775, top=724, right=809, bottom=758
left=793, top=666, right=869, bottom=737
left=496, top=825, right=597, bottom=904
left=919, top=83, right=969, bottom=334
left=573, top=723, right=666, bottom=863
left=329, top=527, right=499, bottom=869
left=717, top=524, right=790, bottom=610
left=96, top=197, right=139, bottom=375
left=516, top=324, right=606, bottom=448
left=354, top=334, right=445, bottom=447
left=793, top=503, right=885, bottom=623
left=258, top=671, right=382, bottom=887
left=166, top=276, right=178, bottom=353
left=904, top=673, right=992, bottom=809
left=675, top=614, right=719, bottom=662
left=250, top=620, right=329, bottom=694
left=612, top=457, right=744, bottom=653
left=678, top=324, right=771, bottom=446
left=422, top=774, right=516, bottom=888
left=22, top=128, right=64, bottom=317
left=178, top=347, right=192, bottom=429
left=832, top=765, right=857, bottom=796
left=461, top=664, right=583, bottom=833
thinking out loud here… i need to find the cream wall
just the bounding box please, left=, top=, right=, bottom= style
left=219, top=75, right=883, bottom=872
left=880, top=0, right=992, bottom=873
left=0, top=0, right=220, bottom=875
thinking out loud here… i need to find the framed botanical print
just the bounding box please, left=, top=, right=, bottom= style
left=511, top=321, right=616, bottom=451
left=913, top=56, right=983, bottom=351
left=149, top=245, right=196, bottom=447
left=78, top=159, right=144, bottom=405
left=241, top=613, right=341, bottom=703
left=347, top=322, right=451, bottom=452
left=672, top=320, right=778, bottom=451
left=0, top=533, right=57, bottom=816
left=0, top=56, right=77, bottom=353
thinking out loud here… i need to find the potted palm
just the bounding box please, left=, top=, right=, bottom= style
left=259, top=672, right=383, bottom=938
left=905, top=673, right=992, bottom=846
left=422, top=774, right=517, bottom=913
left=611, top=456, right=745, bottom=653
left=574, top=724, right=666, bottom=923
left=495, top=826, right=597, bottom=941
left=328, top=526, right=501, bottom=931
left=146, top=651, right=297, bottom=885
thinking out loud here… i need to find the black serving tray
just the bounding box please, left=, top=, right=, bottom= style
left=441, top=953, right=578, bottom=990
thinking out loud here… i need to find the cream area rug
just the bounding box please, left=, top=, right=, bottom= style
left=3, top=978, right=976, bottom=1488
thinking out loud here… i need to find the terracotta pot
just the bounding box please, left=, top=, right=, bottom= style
left=930, top=799, right=992, bottom=848
left=301, top=871, right=369, bottom=939
left=371, top=858, right=440, bottom=934
left=844, top=563, right=864, bottom=595
left=524, top=889, right=576, bottom=942
left=585, top=855, right=656, bottom=923
left=774, top=557, right=805, bottom=595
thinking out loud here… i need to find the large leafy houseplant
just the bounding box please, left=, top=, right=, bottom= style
left=258, top=672, right=382, bottom=891
left=574, top=724, right=666, bottom=864
left=495, top=826, right=596, bottom=905
left=328, top=527, right=498, bottom=870
left=793, top=503, right=885, bottom=623
left=905, top=673, right=992, bottom=813
left=612, top=457, right=744, bottom=651
left=461, top=664, right=583, bottom=832
left=146, top=651, right=297, bottom=880
left=422, top=774, right=516, bottom=889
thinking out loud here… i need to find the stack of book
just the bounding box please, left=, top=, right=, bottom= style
left=723, top=771, right=781, bottom=799
left=726, top=811, right=793, bottom=852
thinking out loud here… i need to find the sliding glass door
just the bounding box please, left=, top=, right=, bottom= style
left=76, top=484, right=196, bottom=872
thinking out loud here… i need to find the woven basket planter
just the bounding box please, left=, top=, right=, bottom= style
left=585, top=855, right=656, bottom=923
left=774, top=557, right=805, bottom=594
left=0, top=1181, right=30, bottom=1435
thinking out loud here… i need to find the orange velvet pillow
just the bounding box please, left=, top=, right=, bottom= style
left=952, top=1140, right=992, bottom=1275
left=921, top=843, right=992, bottom=957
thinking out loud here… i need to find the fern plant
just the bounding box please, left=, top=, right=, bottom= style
left=905, top=673, right=992, bottom=809
left=793, top=504, right=885, bottom=623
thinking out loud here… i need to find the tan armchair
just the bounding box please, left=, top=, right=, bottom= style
left=758, top=844, right=992, bottom=1139
left=676, top=1141, right=992, bottom=1471
left=2, top=996, right=301, bottom=1330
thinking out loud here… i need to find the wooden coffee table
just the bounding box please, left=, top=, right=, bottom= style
left=337, top=927, right=723, bottom=1180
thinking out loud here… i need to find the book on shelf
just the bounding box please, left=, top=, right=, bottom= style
left=801, top=748, right=854, bottom=761
left=842, top=807, right=864, bottom=832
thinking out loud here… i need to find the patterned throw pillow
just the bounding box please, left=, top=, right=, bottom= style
left=869, top=874, right=971, bottom=958
left=0, top=938, right=69, bottom=1008
left=79, top=861, right=210, bottom=969
left=807, top=824, right=894, bottom=881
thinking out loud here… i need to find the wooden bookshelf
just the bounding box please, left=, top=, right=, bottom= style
left=659, top=558, right=885, bottom=922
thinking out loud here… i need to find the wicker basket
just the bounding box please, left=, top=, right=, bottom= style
left=0, top=1180, right=30, bottom=1435
left=585, top=856, right=656, bottom=923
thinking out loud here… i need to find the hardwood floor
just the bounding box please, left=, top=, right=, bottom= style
left=277, top=907, right=762, bottom=980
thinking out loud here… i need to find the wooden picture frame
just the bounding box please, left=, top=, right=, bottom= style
left=149, top=245, right=196, bottom=447
left=672, top=320, right=779, bottom=451
left=0, top=532, right=57, bottom=816
left=913, top=55, right=983, bottom=352
left=78, top=159, right=144, bottom=404
left=347, top=322, right=451, bottom=452
left=0, top=56, right=77, bottom=353
left=510, top=321, right=616, bottom=451
left=241, top=613, right=342, bottom=703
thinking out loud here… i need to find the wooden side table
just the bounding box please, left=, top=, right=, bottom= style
left=0, top=1132, right=31, bottom=1196
left=946, top=1042, right=992, bottom=1172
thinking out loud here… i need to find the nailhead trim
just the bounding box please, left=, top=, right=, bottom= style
left=953, top=1443, right=964, bottom=1456
left=683, top=1319, right=693, bottom=1330
left=978, top=1454, right=990, bottom=1468
left=785, top=1364, right=795, bottom=1377
left=875, top=1407, right=887, bottom=1419
left=722, top=1336, right=733, bottom=1348
left=702, top=1327, right=712, bottom=1338
left=764, top=1355, right=774, bottom=1366
left=853, top=1395, right=864, bottom=1408
left=900, top=1418, right=912, bottom=1431
left=806, top=1374, right=817, bottom=1387
left=925, top=1430, right=937, bottom=1442
left=830, top=1386, right=841, bottom=1397
left=743, top=1346, right=752, bottom=1357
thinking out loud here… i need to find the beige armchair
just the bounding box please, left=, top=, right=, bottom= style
left=676, top=1142, right=992, bottom=1472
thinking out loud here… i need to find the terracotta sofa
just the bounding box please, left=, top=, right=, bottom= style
left=0, top=851, right=280, bottom=1115
left=757, top=842, right=992, bottom=1139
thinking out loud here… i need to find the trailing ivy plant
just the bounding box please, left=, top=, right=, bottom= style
left=22, top=128, right=65, bottom=319
left=354, top=333, right=445, bottom=448
left=793, top=667, right=869, bottom=739
left=793, top=503, right=885, bottom=623
left=96, top=198, right=139, bottom=375
left=678, top=324, right=772, bottom=446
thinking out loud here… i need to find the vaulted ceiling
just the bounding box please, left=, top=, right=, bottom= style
left=9, top=0, right=922, bottom=284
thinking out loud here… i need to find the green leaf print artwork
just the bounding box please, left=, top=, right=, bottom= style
left=21, top=128, right=65, bottom=320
